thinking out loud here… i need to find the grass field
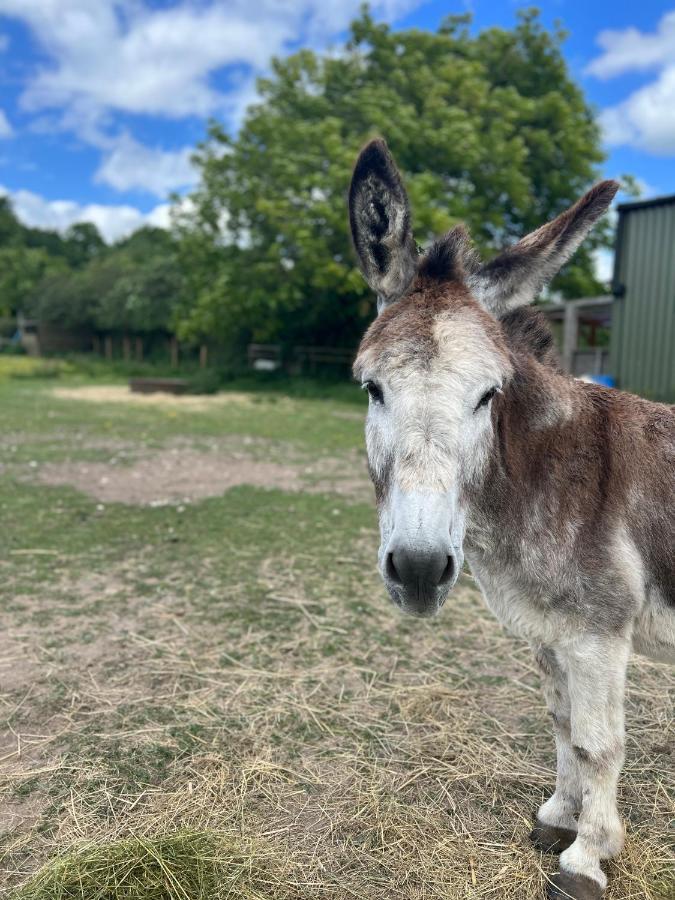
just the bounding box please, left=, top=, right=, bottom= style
left=1, top=362, right=673, bottom=899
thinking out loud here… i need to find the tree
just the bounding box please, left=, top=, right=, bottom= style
left=26, top=223, right=181, bottom=335
left=0, top=197, right=22, bottom=248
left=97, top=255, right=182, bottom=334
left=62, top=222, right=106, bottom=267
left=0, top=246, right=67, bottom=318
left=175, top=7, right=609, bottom=348
left=0, top=196, right=107, bottom=317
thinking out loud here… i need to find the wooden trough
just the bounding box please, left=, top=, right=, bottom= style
left=129, top=377, right=189, bottom=395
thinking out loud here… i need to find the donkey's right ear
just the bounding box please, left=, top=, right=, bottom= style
left=349, top=139, right=417, bottom=309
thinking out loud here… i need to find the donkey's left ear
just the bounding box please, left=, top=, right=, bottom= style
left=469, top=180, right=619, bottom=317
left=349, top=139, right=418, bottom=309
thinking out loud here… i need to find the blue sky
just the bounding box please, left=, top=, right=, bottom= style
left=0, top=1, right=673, bottom=244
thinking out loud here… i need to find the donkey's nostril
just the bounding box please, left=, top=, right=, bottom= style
left=438, top=555, right=455, bottom=585
left=386, top=551, right=402, bottom=585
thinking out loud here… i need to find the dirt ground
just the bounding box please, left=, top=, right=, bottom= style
left=35, top=446, right=370, bottom=505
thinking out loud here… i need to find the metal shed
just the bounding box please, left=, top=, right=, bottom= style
left=610, top=195, right=675, bottom=402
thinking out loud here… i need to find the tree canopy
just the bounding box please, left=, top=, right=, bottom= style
left=175, top=8, right=609, bottom=350
left=0, top=197, right=107, bottom=318
left=0, top=195, right=181, bottom=334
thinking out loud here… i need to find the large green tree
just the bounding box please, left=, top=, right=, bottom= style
left=175, top=8, right=609, bottom=349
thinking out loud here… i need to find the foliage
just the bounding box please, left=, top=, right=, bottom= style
left=23, top=230, right=183, bottom=334
left=0, top=243, right=67, bottom=318
left=175, top=7, right=608, bottom=348
left=0, top=194, right=180, bottom=333
left=0, top=198, right=110, bottom=317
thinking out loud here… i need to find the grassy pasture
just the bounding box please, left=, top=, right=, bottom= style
left=0, top=365, right=672, bottom=899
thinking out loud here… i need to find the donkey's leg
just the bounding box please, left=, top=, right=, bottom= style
left=549, top=635, right=630, bottom=900
left=531, top=646, right=581, bottom=854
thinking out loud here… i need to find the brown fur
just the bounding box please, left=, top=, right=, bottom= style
left=355, top=277, right=506, bottom=376
left=480, top=358, right=675, bottom=620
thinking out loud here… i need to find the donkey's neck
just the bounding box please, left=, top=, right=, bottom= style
left=465, top=352, right=594, bottom=557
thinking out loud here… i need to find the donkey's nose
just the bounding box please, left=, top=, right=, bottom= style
left=386, top=545, right=455, bottom=594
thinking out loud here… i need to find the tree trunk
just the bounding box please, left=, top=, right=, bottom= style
left=135, top=336, right=143, bottom=361
left=170, top=336, right=178, bottom=368
left=104, top=335, right=113, bottom=360
left=199, top=344, right=208, bottom=369
left=122, top=334, right=131, bottom=360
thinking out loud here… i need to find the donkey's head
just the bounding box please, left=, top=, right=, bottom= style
left=349, top=139, right=617, bottom=618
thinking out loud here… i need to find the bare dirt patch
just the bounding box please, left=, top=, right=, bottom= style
left=35, top=450, right=367, bottom=505
left=33, top=446, right=371, bottom=505
left=36, top=450, right=305, bottom=505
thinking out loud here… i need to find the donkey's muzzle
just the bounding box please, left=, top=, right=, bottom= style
left=385, top=544, right=457, bottom=616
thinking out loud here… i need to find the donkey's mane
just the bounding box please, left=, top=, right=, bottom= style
left=499, top=306, right=561, bottom=371
left=418, top=226, right=480, bottom=283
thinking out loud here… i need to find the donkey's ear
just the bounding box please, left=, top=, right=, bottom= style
left=469, top=180, right=619, bottom=317
left=349, top=139, right=418, bottom=309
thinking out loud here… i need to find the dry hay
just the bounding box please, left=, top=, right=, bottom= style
left=51, top=385, right=262, bottom=412
left=2, top=549, right=672, bottom=900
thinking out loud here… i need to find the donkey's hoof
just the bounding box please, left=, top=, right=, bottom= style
left=547, top=871, right=604, bottom=900
left=530, top=818, right=577, bottom=854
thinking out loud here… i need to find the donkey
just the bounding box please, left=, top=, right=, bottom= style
left=348, top=139, right=674, bottom=900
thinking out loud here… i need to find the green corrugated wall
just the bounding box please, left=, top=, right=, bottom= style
left=610, top=199, right=675, bottom=402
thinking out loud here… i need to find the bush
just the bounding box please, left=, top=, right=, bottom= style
left=186, top=368, right=223, bottom=394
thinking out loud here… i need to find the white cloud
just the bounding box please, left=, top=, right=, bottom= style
left=94, top=134, right=196, bottom=197
left=0, top=0, right=424, bottom=208
left=599, top=67, right=675, bottom=154
left=0, top=0, right=423, bottom=123
left=0, top=184, right=172, bottom=242
left=0, top=109, right=12, bottom=137
left=588, top=11, right=675, bottom=154
left=586, top=12, right=675, bottom=79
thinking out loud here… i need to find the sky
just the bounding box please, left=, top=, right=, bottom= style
left=0, top=1, right=674, bottom=247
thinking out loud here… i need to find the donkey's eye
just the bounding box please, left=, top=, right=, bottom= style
left=363, top=381, right=384, bottom=404
left=475, top=386, right=498, bottom=413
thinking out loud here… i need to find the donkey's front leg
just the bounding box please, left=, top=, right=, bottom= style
left=549, top=635, right=630, bottom=900
left=531, top=646, right=581, bottom=853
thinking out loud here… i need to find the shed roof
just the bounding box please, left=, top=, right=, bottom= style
left=616, top=193, right=675, bottom=213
